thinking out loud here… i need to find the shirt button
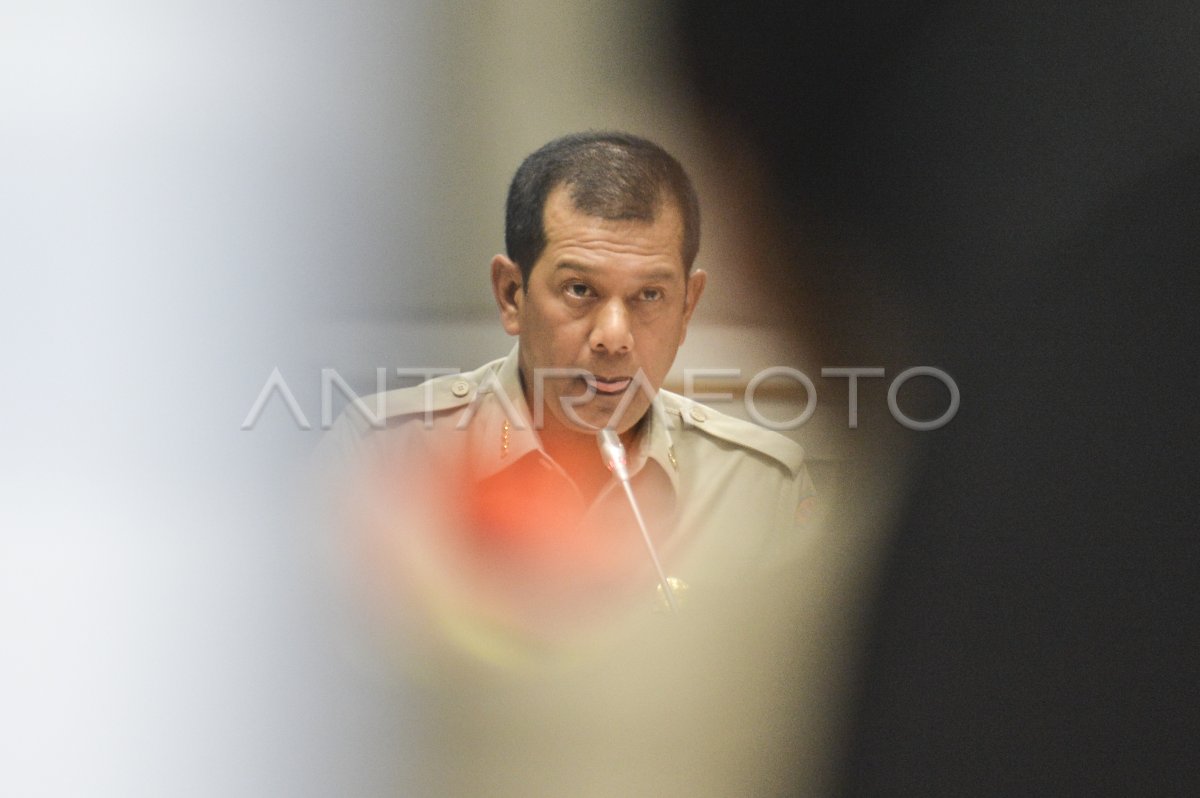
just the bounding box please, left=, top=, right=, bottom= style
left=451, top=380, right=471, bottom=397
left=689, top=406, right=707, bottom=423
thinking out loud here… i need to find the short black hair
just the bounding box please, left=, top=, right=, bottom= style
left=504, top=131, right=701, bottom=283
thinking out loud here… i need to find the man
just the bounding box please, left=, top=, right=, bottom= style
left=330, top=132, right=815, bottom=639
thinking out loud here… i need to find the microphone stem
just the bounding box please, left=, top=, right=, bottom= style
left=619, top=478, right=679, bottom=614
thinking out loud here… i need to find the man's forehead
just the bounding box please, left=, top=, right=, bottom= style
left=542, top=184, right=686, bottom=255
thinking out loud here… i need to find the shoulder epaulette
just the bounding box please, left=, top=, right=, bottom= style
left=658, top=391, right=807, bottom=476
left=339, top=358, right=505, bottom=434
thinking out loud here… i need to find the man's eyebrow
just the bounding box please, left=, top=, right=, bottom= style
left=553, top=260, right=596, bottom=274
left=553, top=261, right=681, bottom=281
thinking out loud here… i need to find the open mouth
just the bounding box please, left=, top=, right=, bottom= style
left=592, top=376, right=632, bottom=395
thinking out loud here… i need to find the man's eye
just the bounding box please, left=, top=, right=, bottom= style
left=640, top=288, right=663, bottom=301
left=565, top=282, right=593, bottom=298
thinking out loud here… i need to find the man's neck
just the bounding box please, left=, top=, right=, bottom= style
left=537, top=417, right=644, bottom=506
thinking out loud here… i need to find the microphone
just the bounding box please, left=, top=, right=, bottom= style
left=597, top=429, right=680, bottom=614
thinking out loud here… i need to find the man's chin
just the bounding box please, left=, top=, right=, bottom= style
left=548, top=397, right=649, bottom=436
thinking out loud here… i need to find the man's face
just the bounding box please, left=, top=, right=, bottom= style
left=492, top=185, right=706, bottom=438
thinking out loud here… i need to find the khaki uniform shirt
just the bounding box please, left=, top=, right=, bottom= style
left=327, top=346, right=816, bottom=599
left=321, top=347, right=823, bottom=786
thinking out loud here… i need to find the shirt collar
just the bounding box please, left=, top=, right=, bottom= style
left=471, top=345, right=679, bottom=495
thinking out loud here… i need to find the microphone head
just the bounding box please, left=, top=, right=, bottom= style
left=596, top=429, right=631, bottom=482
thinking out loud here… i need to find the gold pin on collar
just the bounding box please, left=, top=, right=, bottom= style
left=501, top=418, right=510, bottom=457
left=655, top=577, right=689, bottom=613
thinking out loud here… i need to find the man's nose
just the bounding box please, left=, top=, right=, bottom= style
left=589, top=298, right=633, bottom=354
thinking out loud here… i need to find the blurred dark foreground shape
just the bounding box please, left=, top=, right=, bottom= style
left=675, top=1, right=1200, bottom=795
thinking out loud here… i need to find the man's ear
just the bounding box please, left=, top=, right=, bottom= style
left=679, top=268, right=707, bottom=345
left=491, top=254, right=524, bottom=335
